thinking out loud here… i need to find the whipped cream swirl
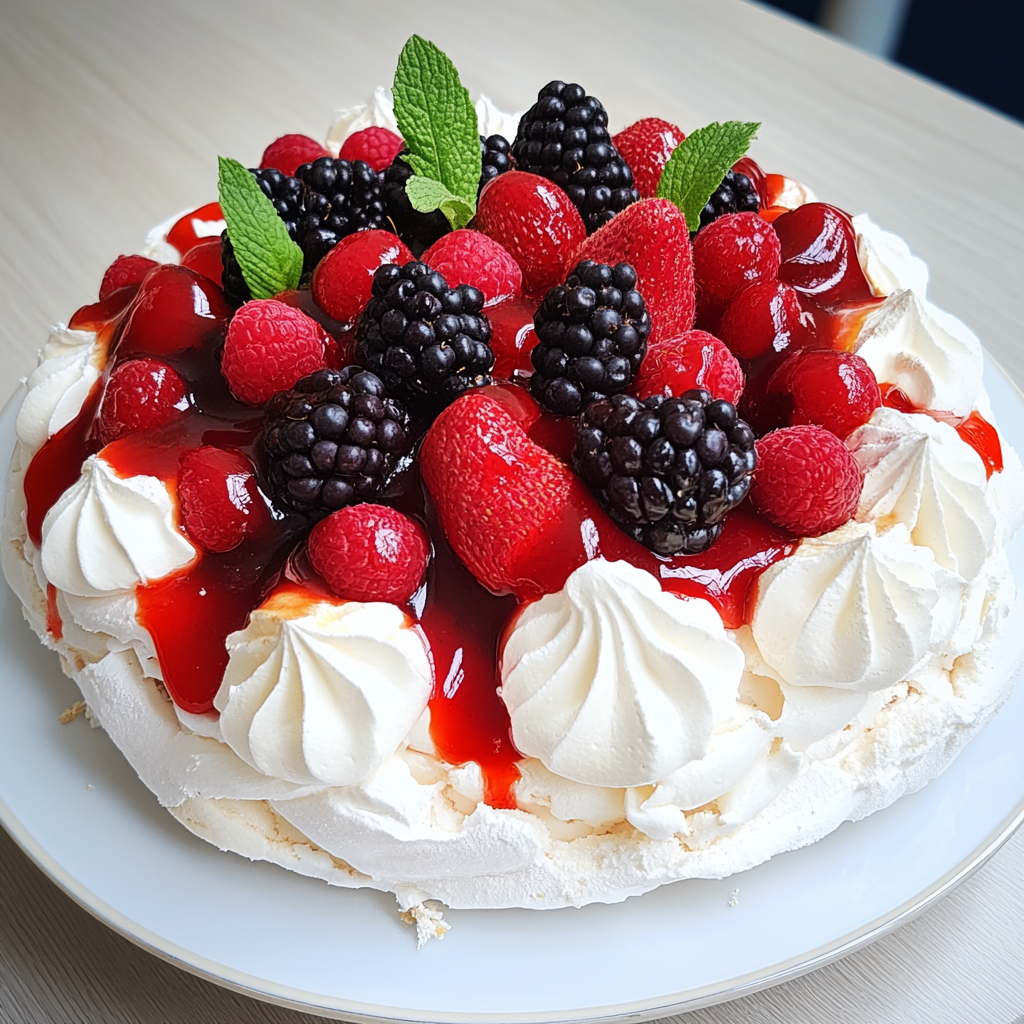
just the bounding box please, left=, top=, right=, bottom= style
left=848, top=407, right=995, bottom=579
left=215, top=594, right=432, bottom=788
left=751, top=523, right=964, bottom=691
left=500, top=559, right=743, bottom=789
left=853, top=213, right=929, bottom=297
left=40, top=456, right=195, bottom=596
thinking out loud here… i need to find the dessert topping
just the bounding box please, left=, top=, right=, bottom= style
left=692, top=211, right=782, bottom=316
left=96, top=357, right=190, bottom=445
left=260, top=134, right=331, bottom=177
left=632, top=329, right=745, bottom=405
left=337, top=126, right=403, bottom=173
left=99, top=255, right=158, bottom=301
left=611, top=117, right=685, bottom=199
left=420, top=229, right=522, bottom=307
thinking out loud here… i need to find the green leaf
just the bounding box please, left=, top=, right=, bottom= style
left=656, top=121, right=760, bottom=231
left=392, top=35, right=479, bottom=229
left=217, top=156, right=303, bottom=299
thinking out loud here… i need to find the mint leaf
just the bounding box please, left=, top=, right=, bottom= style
left=392, top=35, right=480, bottom=229
left=217, top=156, right=303, bottom=299
left=656, top=121, right=760, bottom=231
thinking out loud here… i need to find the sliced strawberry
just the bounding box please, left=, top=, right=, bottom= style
left=421, top=229, right=522, bottom=306
left=632, top=330, right=744, bottom=404
left=611, top=118, right=685, bottom=199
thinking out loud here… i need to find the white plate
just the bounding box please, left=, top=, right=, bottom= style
left=2, top=359, right=1024, bottom=1024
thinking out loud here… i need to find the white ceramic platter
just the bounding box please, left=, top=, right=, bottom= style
left=2, top=359, right=1023, bottom=1023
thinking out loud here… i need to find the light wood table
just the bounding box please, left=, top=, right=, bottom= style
left=1, top=0, right=1022, bottom=1020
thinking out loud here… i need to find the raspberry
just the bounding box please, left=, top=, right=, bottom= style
left=611, top=118, right=684, bottom=199
left=99, top=255, right=158, bottom=301
left=421, top=230, right=522, bottom=307
left=221, top=299, right=328, bottom=406
left=717, top=281, right=816, bottom=360
left=178, top=447, right=268, bottom=553
left=473, top=171, right=586, bottom=296
left=97, top=358, right=190, bottom=445
left=693, top=212, right=781, bottom=318
left=575, top=198, right=695, bottom=344
left=632, top=330, right=744, bottom=405
left=750, top=425, right=862, bottom=537
left=307, top=504, right=429, bottom=604
left=311, top=230, right=414, bottom=325
left=338, top=127, right=404, bottom=172
left=260, top=134, right=330, bottom=177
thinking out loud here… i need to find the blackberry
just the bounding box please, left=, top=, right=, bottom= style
left=355, top=262, right=494, bottom=407
left=380, top=157, right=451, bottom=257
left=529, top=260, right=651, bottom=417
left=698, top=168, right=759, bottom=231
left=511, top=81, right=639, bottom=234
left=573, top=389, right=757, bottom=555
left=263, top=367, right=410, bottom=520
left=479, top=134, right=512, bottom=193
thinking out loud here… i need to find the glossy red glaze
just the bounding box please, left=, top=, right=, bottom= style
left=180, top=238, right=225, bottom=287
left=880, top=382, right=916, bottom=413
left=46, top=584, right=63, bottom=640
left=166, top=202, right=224, bottom=257
left=956, top=410, right=1003, bottom=478
left=485, top=295, right=539, bottom=379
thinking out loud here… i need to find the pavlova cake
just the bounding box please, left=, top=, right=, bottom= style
left=5, top=36, right=1023, bottom=944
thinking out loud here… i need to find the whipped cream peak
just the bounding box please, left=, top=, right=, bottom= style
left=855, top=288, right=983, bottom=419
left=40, top=456, right=195, bottom=596
left=500, top=559, right=744, bottom=789
left=215, top=594, right=431, bottom=788
left=848, top=407, right=995, bottom=579
left=853, top=213, right=929, bottom=297
left=751, top=522, right=965, bottom=691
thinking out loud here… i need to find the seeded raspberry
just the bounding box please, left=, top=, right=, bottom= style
left=632, top=330, right=744, bottom=405
left=178, top=447, right=268, bottom=553
left=611, top=118, right=685, bottom=199
left=221, top=299, right=328, bottom=406
left=99, top=255, right=158, bottom=301
left=750, top=425, right=862, bottom=537
left=338, top=127, right=404, bottom=173
left=421, top=230, right=522, bottom=307
left=693, top=212, right=782, bottom=320
left=718, top=281, right=816, bottom=360
left=308, top=503, right=429, bottom=604
left=312, top=230, right=414, bottom=325
left=260, top=134, right=330, bottom=177
left=97, top=358, right=190, bottom=445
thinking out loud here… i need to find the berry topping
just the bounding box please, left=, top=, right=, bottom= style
left=479, top=134, right=514, bottom=192
left=166, top=202, right=226, bottom=257
left=263, top=367, right=410, bottom=520
left=178, top=446, right=268, bottom=553
left=221, top=299, right=328, bottom=406
left=632, top=330, right=744, bottom=405
left=611, top=118, right=685, bottom=199
left=380, top=157, right=452, bottom=257
left=97, top=358, right=190, bottom=445
left=750, top=425, right=862, bottom=536
left=511, top=81, right=639, bottom=234
left=421, top=229, right=522, bottom=307
left=308, top=503, right=429, bottom=604
left=179, top=239, right=225, bottom=288
left=574, top=390, right=756, bottom=555
left=260, top=134, right=331, bottom=177
left=420, top=388, right=575, bottom=594
left=699, top=167, right=760, bottom=230
left=529, top=260, right=651, bottom=416
left=717, top=281, right=816, bottom=360
left=575, top=198, right=696, bottom=343
left=355, top=261, right=495, bottom=406
left=311, top=230, right=414, bottom=325
left=473, top=170, right=586, bottom=296
left=99, top=255, right=158, bottom=301
left=692, top=212, right=782, bottom=319
left=338, top=127, right=404, bottom=173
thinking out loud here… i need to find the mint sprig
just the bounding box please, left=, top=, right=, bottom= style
left=656, top=121, right=760, bottom=231
left=217, top=156, right=303, bottom=299
left=392, top=35, right=480, bottom=230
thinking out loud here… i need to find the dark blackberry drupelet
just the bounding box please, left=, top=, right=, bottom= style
left=573, top=389, right=757, bottom=555
left=479, top=134, right=512, bottom=192
left=379, top=158, right=451, bottom=257
left=263, top=367, right=410, bottom=520
left=698, top=168, right=760, bottom=231
left=530, top=260, right=651, bottom=417
left=355, top=261, right=494, bottom=407
left=511, top=81, right=639, bottom=234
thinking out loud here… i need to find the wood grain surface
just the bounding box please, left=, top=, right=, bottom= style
left=1, top=0, right=1022, bottom=1021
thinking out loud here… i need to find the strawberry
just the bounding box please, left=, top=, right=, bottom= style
left=221, top=299, right=328, bottom=406
left=718, top=281, right=816, bottom=360
left=338, top=127, right=404, bottom=173
left=421, top=229, right=522, bottom=306
left=178, top=446, right=269, bottom=553
left=311, top=230, right=413, bottom=325
left=308, top=503, right=429, bottom=604
left=260, top=134, right=330, bottom=177
left=97, top=358, right=190, bottom=445
left=574, top=198, right=695, bottom=344
left=611, top=118, right=685, bottom=199
left=750, top=425, right=862, bottom=537
left=99, top=255, right=158, bottom=301
left=632, top=330, right=744, bottom=404
left=472, top=171, right=586, bottom=297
